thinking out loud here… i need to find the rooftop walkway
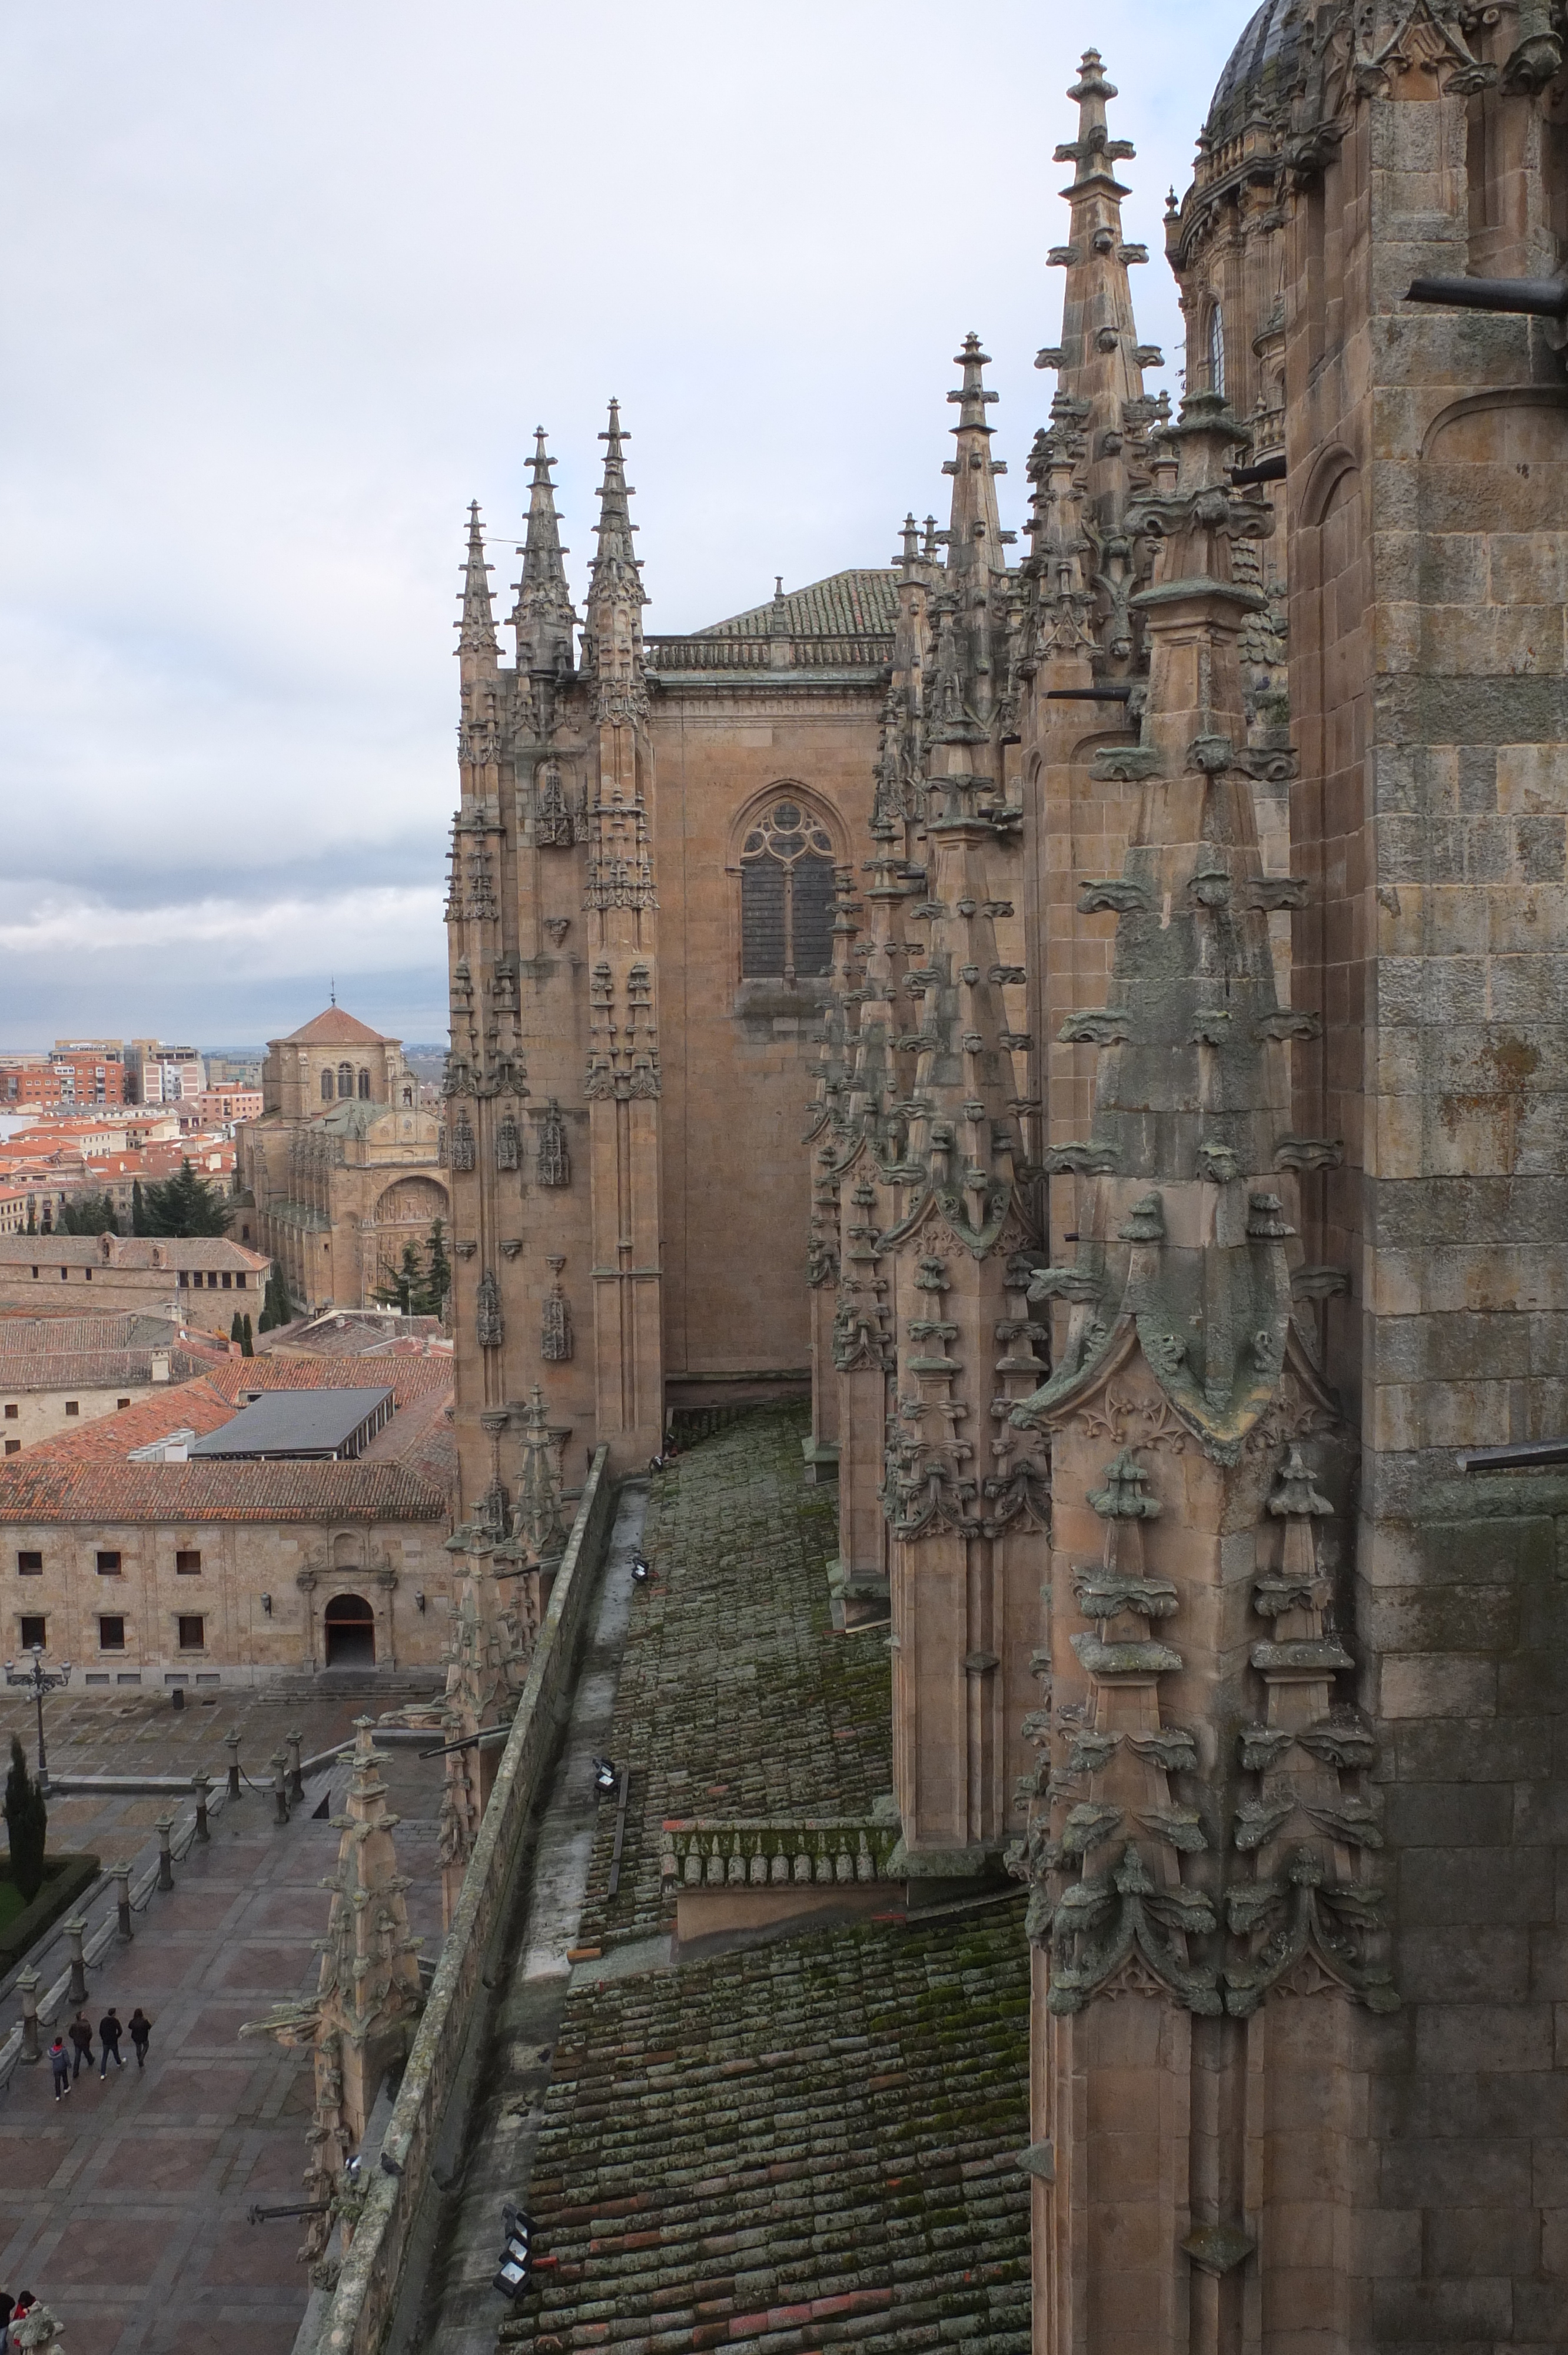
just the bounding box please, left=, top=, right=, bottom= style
left=479, top=1407, right=1031, bottom=2355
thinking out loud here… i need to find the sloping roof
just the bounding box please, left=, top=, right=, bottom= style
left=361, top=1383, right=457, bottom=1491
left=696, top=569, right=899, bottom=639
left=204, top=1352, right=452, bottom=1411
left=264, top=1311, right=448, bottom=1361
left=280, top=1007, right=390, bottom=1048
left=0, top=1236, right=267, bottom=1273
left=1206, top=0, right=1302, bottom=143
left=25, top=1375, right=238, bottom=1462
left=0, top=1458, right=446, bottom=1524
left=0, top=1312, right=229, bottom=1395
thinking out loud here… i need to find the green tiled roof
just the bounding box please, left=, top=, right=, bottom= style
left=697, top=570, right=899, bottom=639
left=505, top=1910, right=1031, bottom=2355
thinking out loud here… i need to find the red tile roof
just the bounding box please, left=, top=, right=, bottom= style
left=0, top=1458, right=446, bottom=1524
left=23, top=1375, right=238, bottom=1461
left=0, top=1236, right=267, bottom=1273
left=280, top=1007, right=389, bottom=1047
left=204, top=1353, right=452, bottom=1411
left=0, top=1313, right=228, bottom=1394
left=360, top=1383, right=456, bottom=1492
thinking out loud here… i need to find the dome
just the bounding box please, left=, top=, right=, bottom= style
left=1205, top=0, right=1304, bottom=147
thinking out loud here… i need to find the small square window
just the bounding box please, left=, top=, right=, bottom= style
left=175, top=1549, right=201, bottom=1575
left=236, top=1272, right=247, bottom=1288
left=64, top=1401, right=78, bottom=1417
left=96, top=1550, right=121, bottom=1575
left=221, top=1272, right=232, bottom=1289
left=177, top=1615, right=204, bottom=1651
left=117, top=1398, right=130, bottom=1411
left=16, top=1551, right=41, bottom=1575
left=19, top=1614, right=45, bottom=1651
left=98, top=1615, right=126, bottom=1651
left=3, top=1405, right=16, bottom=1420
left=4, top=1441, right=17, bottom=1457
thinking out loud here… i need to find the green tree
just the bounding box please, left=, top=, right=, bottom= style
left=58, top=1193, right=119, bottom=1236
left=140, top=1159, right=232, bottom=1238
left=4, top=1734, right=47, bottom=1903
left=23, top=1209, right=35, bottom=1236
left=131, top=1179, right=148, bottom=1236
left=230, top=1309, right=244, bottom=1345
left=420, top=1219, right=452, bottom=1321
left=373, top=1240, right=424, bottom=1316
left=241, top=1313, right=254, bottom=1356
left=258, top=1261, right=293, bottom=1335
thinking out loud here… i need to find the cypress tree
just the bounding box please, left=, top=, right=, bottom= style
left=241, top=1313, right=254, bottom=1356
left=422, top=1219, right=452, bottom=1321
left=230, top=1309, right=244, bottom=1345
left=4, top=1735, right=47, bottom=1904
left=131, top=1179, right=148, bottom=1236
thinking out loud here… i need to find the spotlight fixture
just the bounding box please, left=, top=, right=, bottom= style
left=416, top=1589, right=427, bottom=1613
left=261, top=1593, right=273, bottom=1616
left=631, top=1554, right=652, bottom=1583
left=592, top=1756, right=617, bottom=1794
left=493, top=2202, right=535, bottom=2298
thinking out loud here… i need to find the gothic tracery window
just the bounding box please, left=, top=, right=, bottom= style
left=1207, top=304, right=1226, bottom=399
left=739, top=797, right=836, bottom=983
left=320, top=1070, right=334, bottom=1102
left=337, top=1062, right=353, bottom=1099
left=357, top=1068, right=371, bottom=1099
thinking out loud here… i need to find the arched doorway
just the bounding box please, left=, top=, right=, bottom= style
left=324, top=1593, right=375, bottom=1667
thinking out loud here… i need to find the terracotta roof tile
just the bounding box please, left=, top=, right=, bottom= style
left=204, top=1352, right=452, bottom=1411
left=0, top=1457, right=446, bottom=1524
left=24, top=1374, right=238, bottom=1461
left=280, top=1006, right=390, bottom=1047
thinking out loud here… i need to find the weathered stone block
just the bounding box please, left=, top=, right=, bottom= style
left=1370, top=2277, right=1511, bottom=2339
left=1399, top=1846, right=1552, bottom=1927
left=1396, top=1925, right=1529, bottom=2003
left=1414, top=2001, right=1554, bottom=2075
left=1380, top=1654, right=1496, bottom=1720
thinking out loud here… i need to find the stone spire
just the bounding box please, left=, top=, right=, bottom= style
left=511, top=429, right=577, bottom=676
left=456, top=502, right=499, bottom=683
left=582, top=399, right=647, bottom=714
left=942, top=333, right=1006, bottom=591
left=1028, top=49, right=1168, bottom=681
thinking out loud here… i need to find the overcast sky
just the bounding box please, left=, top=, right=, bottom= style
left=0, top=1, right=1251, bottom=1052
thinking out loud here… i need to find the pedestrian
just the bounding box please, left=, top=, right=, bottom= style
left=98, top=2007, right=124, bottom=2077
left=9, top=2295, right=34, bottom=2347
left=68, top=2009, right=93, bottom=2081
left=128, top=2009, right=152, bottom=2069
left=0, top=2289, right=15, bottom=2350
left=48, top=2038, right=69, bottom=2101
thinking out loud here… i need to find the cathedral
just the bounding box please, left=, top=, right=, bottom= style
left=436, top=1, right=1568, bottom=2343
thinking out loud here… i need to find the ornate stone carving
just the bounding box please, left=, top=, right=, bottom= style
left=536, top=1100, right=570, bottom=1187
left=450, top=1113, right=476, bottom=1174
left=542, top=1259, right=572, bottom=1362
left=476, top=1270, right=503, bottom=1351
left=494, top=1113, right=520, bottom=1172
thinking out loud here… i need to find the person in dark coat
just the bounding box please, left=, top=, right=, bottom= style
left=48, top=2038, right=70, bottom=2101
left=68, top=2010, right=93, bottom=2080
left=128, top=2009, right=152, bottom=2069
left=98, top=2008, right=124, bottom=2077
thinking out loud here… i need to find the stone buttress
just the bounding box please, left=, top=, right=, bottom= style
left=820, top=342, right=1048, bottom=1876
left=1008, top=366, right=1397, bottom=2351
left=242, top=1719, right=424, bottom=2287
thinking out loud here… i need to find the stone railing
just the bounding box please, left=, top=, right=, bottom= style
left=645, top=633, right=893, bottom=674
left=317, top=1444, right=616, bottom=2355
left=661, top=1817, right=902, bottom=1888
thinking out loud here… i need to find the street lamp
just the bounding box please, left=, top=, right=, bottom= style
left=4, top=1645, right=72, bottom=1795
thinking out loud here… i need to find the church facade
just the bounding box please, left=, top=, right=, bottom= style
left=243, top=1006, right=448, bottom=1315
left=442, top=2, right=1568, bottom=2343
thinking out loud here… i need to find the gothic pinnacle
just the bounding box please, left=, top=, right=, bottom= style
left=456, top=501, right=499, bottom=674
left=512, top=427, right=577, bottom=675
left=941, top=333, right=1006, bottom=585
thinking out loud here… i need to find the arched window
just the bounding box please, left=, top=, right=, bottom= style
left=337, top=1062, right=353, bottom=1099
left=357, top=1068, right=371, bottom=1100
left=401, top=1085, right=413, bottom=1107
left=320, top=1069, right=334, bottom=1103
left=739, top=798, right=836, bottom=983
left=1208, top=305, right=1226, bottom=399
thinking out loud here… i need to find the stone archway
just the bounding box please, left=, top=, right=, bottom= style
left=323, top=1592, right=376, bottom=1667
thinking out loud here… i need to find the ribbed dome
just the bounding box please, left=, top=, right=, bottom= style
left=1206, top=0, right=1303, bottom=145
